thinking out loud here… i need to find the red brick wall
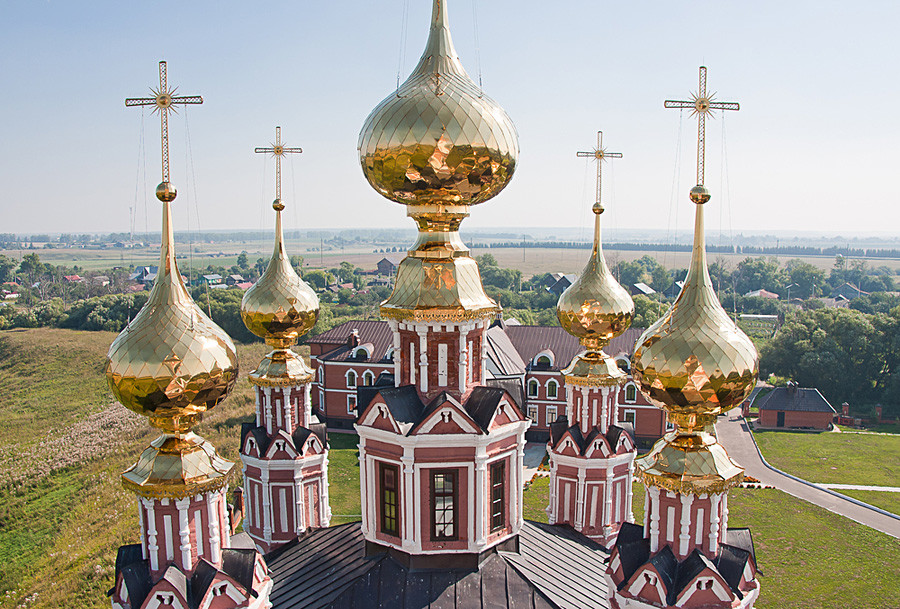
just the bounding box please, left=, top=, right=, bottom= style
left=759, top=409, right=834, bottom=429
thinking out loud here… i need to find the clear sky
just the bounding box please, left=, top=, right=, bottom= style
left=2, top=1, right=899, bottom=239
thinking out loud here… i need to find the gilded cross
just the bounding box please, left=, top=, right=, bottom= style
left=665, top=66, right=739, bottom=186
left=125, top=61, right=202, bottom=185
left=255, top=126, right=303, bottom=204
left=576, top=131, right=622, bottom=213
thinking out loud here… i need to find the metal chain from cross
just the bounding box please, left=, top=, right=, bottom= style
left=576, top=131, right=622, bottom=213
left=665, top=66, right=739, bottom=187
left=255, top=126, right=303, bottom=207
left=125, top=62, right=202, bottom=188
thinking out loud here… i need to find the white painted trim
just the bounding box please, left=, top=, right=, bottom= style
left=175, top=498, right=192, bottom=570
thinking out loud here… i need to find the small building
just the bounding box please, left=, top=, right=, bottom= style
left=129, top=265, right=158, bottom=285
left=92, top=275, right=110, bottom=287
left=546, top=273, right=577, bottom=296
left=743, top=289, right=779, bottom=299
left=756, top=384, right=836, bottom=430
left=62, top=274, right=83, bottom=283
left=831, top=283, right=869, bottom=300
left=630, top=282, right=655, bottom=296
left=226, top=273, right=244, bottom=286
left=201, top=273, right=224, bottom=285
left=662, top=280, right=684, bottom=299
left=375, top=257, right=399, bottom=276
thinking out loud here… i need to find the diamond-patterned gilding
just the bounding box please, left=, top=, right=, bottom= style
left=358, top=0, right=518, bottom=207
left=106, top=200, right=238, bottom=429
left=241, top=208, right=319, bottom=344
left=632, top=199, right=758, bottom=419
left=635, top=429, right=744, bottom=495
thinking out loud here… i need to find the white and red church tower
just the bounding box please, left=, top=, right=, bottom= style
left=549, top=135, right=637, bottom=546
left=107, top=62, right=271, bottom=609
left=239, top=129, right=331, bottom=554
left=606, top=68, right=761, bottom=609
left=354, top=0, right=530, bottom=565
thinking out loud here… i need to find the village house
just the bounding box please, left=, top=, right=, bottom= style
left=756, top=383, right=836, bottom=430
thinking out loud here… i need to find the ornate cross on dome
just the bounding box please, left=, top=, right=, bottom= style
left=125, top=61, right=202, bottom=185
left=255, top=126, right=303, bottom=205
left=665, top=66, right=739, bottom=186
left=576, top=131, right=622, bottom=213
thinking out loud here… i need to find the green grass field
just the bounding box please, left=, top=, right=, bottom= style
left=839, top=489, right=900, bottom=516
left=1, top=328, right=899, bottom=608
left=753, top=429, right=900, bottom=487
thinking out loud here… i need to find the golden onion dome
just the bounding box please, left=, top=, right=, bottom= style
left=106, top=184, right=238, bottom=433
left=557, top=203, right=634, bottom=352
left=631, top=187, right=758, bottom=423
left=358, top=0, right=518, bottom=207
left=240, top=200, right=319, bottom=344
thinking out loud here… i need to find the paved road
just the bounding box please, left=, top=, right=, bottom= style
left=715, top=413, right=900, bottom=539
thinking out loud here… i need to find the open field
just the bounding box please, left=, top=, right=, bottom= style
left=1, top=328, right=898, bottom=608
left=753, top=429, right=900, bottom=487
left=9, top=239, right=900, bottom=277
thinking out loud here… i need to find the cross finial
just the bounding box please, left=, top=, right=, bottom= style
left=576, top=131, right=622, bottom=214
left=664, top=66, right=739, bottom=187
left=125, top=62, right=203, bottom=200
left=255, top=126, right=303, bottom=210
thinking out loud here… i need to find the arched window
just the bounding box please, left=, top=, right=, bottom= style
left=317, top=366, right=324, bottom=384
left=616, top=357, right=630, bottom=373
left=346, top=370, right=357, bottom=388
left=352, top=346, right=369, bottom=360
left=363, top=370, right=375, bottom=386
left=385, top=348, right=394, bottom=362
left=546, top=380, right=559, bottom=399
left=527, top=379, right=539, bottom=397
left=624, top=383, right=637, bottom=403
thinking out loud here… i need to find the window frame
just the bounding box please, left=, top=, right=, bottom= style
left=527, top=405, right=538, bottom=422
left=379, top=462, right=400, bottom=537
left=527, top=378, right=539, bottom=397
left=362, top=370, right=375, bottom=386
left=346, top=370, right=357, bottom=388
left=347, top=393, right=357, bottom=415
left=430, top=469, right=458, bottom=541
left=623, top=408, right=637, bottom=427
left=546, top=405, right=557, bottom=424
left=490, top=460, right=506, bottom=532
left=624, top=383, right=637, bottom=403
left=546, top=379, right=559, bottom=399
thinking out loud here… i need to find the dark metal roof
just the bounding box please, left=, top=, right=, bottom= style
left=191, top=560, right=220, bottom=607
left=370, top=385, right=426, bottom=426
left=715, top=544, right=750, bottom=599
left=222, top=548, right=257, bottom=595
left=486, top=378, right=525, bottom=413
left=669, top=549, right=711, bottom=605
left=504, top=326, right=583, bottom=371
left=242, top=423, right=272, bottom=454
left=464, top=386, right=509, bottom=431
left=311, top=320, right=394, bottom=363
left=755, top=387, right=836, bottom=413
left=266, top=521, right=610, bottom=609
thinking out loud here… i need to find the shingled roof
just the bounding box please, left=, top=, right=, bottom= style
left=265, top=521, right=610, bottom=609
left=755, top=386, right=836, bottom=413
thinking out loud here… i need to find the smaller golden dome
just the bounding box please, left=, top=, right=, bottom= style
left=106, top=197, right=238, bottom=433
left=557, top=204, right=634, bottom=352
left=240, top=205, right=319, bottom=344
left=632, top=188, right=758, bottom=423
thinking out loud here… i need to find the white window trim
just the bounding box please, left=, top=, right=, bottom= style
left=532, top=349, right=554, bottom=367
left=624, top=382, right=638, bottom=404
left=362, top=369, right=375, bottom=386
left=346, top=369, right=357, bottom=388
left=546, top=405, right=557, bottom=424
left=527, top=379, right=539, bottom=397
left=347, top=393, right=357, bottom=415
left=545, top=379, right=559, bottom=399
left=352, top=345, right=372, bottom=360
left=526, top=405, right=539, bottom=422
left=622, top=408, right=637, bottom=426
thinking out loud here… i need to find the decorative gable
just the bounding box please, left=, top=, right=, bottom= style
left=359, top=400, right=401, bottom=434
left=265, top=431, right=298, bottom=460
left=673, top=567, right=735, bottom=607
left=413, top=401, right=481, bottom=435
left=624, top=564, right=668, bottom=607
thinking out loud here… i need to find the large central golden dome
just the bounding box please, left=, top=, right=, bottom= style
left=358, top=0, right=518, bottom=207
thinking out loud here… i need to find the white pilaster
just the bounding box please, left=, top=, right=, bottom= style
left=459, top=326, right=469, bottom=394
left=649, top=486, right=661, bottom=552
left=600, top=386, right=610, bottom=433
left=142, top=498, right=159, bottom=572
left=175, top=498, right=192, bottom=570
left=138, top=500, right=148, bottom=559
left=580, top=387, right=589, bottom=434
left=604, top=467, right=614, bottom=536
left=517, top=439, right=526, bottom=528
left=475, top=447, right=487, bottom=548
left=207, top=491, right=222, bottom=565
left=294, top=471, right=305, bottom=535
left=255, top=388, right=262, bottom=427
left=626, top=459, right=635, bottom=523
left=264, top=387, right=273, bottom=435
left=709, top=492, right=722, bottom=555
left=417, top=327, right=428, bottom=393
left=261, top=469, right=272, bottom=543
left=574, top=467, right=586, bottom=530
left=679, top=494, right=694, bottom=557
left=548, top=459, right=558, bottom=525
left=283, top=387, right=292, bottom=434
left=402, top=451, right=415, bottom=550
left=565, top=385, right=574, bottom=422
